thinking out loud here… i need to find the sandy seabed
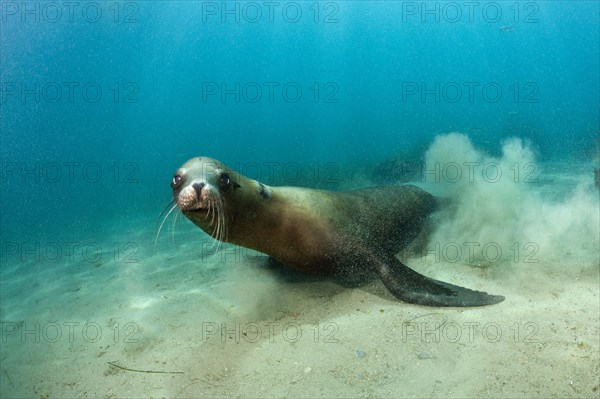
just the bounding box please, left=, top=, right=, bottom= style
left=0, top=214, right=598, bottom=399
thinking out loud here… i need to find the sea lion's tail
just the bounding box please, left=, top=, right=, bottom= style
left=373, top=254, right=504, bottom=307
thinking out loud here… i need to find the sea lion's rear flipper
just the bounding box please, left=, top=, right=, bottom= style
left=373, top=255, right=504, bottom=307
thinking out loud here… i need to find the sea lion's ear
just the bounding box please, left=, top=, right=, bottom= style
left=257, top=182, right=271, bottom=199
left=233, top=182, right=241, bottom=189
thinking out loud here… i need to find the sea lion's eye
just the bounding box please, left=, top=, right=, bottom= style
left=171, top=174, right=182, bottom=189
left=219, top=173, right=231, bottom=189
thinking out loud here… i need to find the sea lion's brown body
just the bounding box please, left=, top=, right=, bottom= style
left=171, top=157, right=504, bottom=307
left=221, top=185, right=433, bottom=276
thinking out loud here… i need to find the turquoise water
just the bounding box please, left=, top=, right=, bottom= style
left=1, top=1, right=599, bottom=397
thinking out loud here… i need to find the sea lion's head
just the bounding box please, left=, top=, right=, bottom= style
left=170, top=157, right=271, bottom=241
left=170, top=157, right=237, bottom=239
left=172, top=157, right=237, bottom=211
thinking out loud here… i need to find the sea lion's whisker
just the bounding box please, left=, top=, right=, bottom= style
left=219, top=197, right=227, bottom=243
left=204, top=195, right=216, bottom=250
left=217, top=197, right=223, bottom=236
left=204, top=195, right=212, bottom=221
left=158, top=198, right=176, bottom=218
left=221, top=201, right=227, bottom=248
left=171, top=211, right=180, bottom=243
left=214, top=204, right=221, bottom=248
left=209, top=195, right=225, bottom=253
left=154, top=203, right=178, bottom=253
left=154, top=197, right=176, bottom=233
left=168, top=208, right=176, bottom=242
left=210, top=195, right=217, bottom=227
left=206, top=196, right=212, bottom=222
left=216, top=213, right=222, bottom=243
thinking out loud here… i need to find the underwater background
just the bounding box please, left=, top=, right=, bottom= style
left=1, top=1, right=599, bottom=398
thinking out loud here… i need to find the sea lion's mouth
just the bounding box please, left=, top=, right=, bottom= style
left=179, top=205, right=208, bottom=214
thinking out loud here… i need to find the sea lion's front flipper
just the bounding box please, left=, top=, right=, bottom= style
left=373, top=255, right=504, bottom=307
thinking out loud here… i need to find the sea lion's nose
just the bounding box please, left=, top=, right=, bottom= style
left=192, top=183, right=205, bottom=200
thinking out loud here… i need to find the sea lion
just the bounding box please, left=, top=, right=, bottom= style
left=170, top=157, right=504, bottom=307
